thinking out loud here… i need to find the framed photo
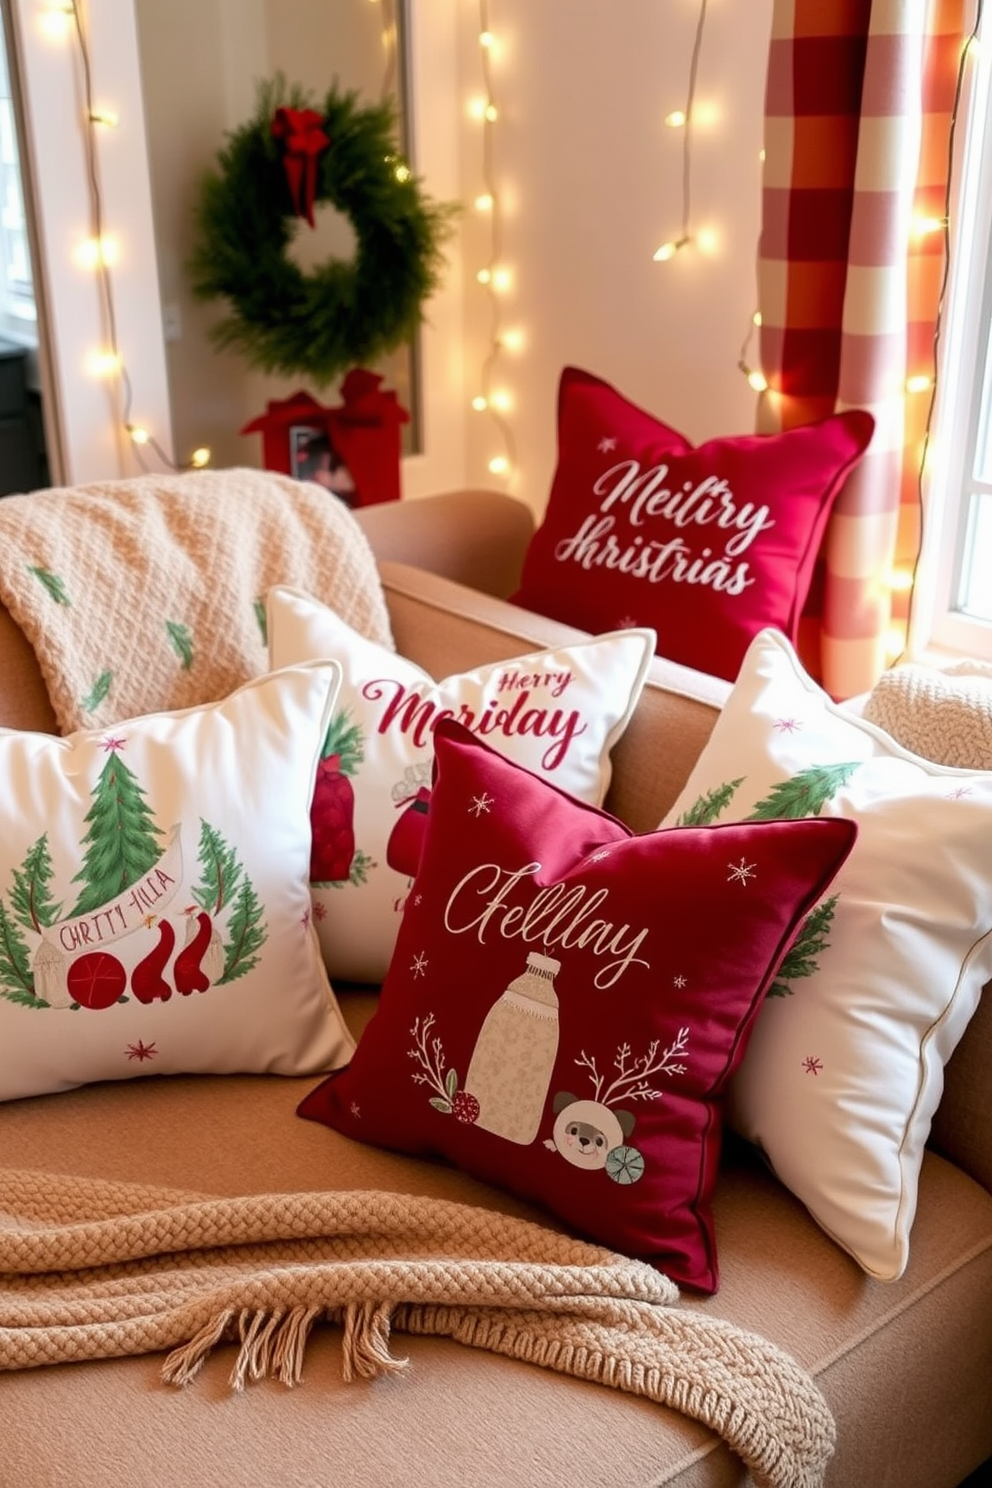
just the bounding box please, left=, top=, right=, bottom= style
left=289, top=423, right=357, bottom=506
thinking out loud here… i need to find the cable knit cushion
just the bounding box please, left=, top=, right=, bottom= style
left=267, top=585, right=655, bottom=983
left=862, top=658, right=992, bottom=769
left=662, top=629, right=992, bottom=1280
left=0, top=663, right=353, bottom=1100
left=509, top=367, right=874, bottom=681
left=299, top=721, right=855, bottom=1294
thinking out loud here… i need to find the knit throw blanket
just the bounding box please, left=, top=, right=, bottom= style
left=0, top=467, right=393, bottom=733
left=0, top=1171, right=833, bottom=1488
left=863, top=657, right=992, bottom=770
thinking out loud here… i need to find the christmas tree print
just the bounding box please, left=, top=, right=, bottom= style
left=71, top=743, right=164, bottom=916
left=676, top=777, right=744, bottom=826
left=166, top=620, right=194, bottom=671
left=10, top=834, right=62, bottom=933
left=769, top=894, right=838, bottom=997
left=28, top=565, right=71, bottom=606
left=311, top=708, right=366, bottom=885
left=190, top=819, right=267, bottom=983
left=744, top=763, right=860, bottom=820
left=0, top=899, right=43, bottom=1006
left=80, top=670, right=113, bottom=716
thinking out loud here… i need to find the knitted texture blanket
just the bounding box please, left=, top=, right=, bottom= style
left=0, top=467, right=393, bottom=733
left=863, top=657, right=992, bottom=769
left=0, top=1170, right=834, bottom=1488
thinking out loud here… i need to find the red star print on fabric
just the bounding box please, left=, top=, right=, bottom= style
left=126, top=1040, right=157, bottom=1062
left=101, top=735, right=127, bottom=753
left=802, top=1055, right=823, bottom=1076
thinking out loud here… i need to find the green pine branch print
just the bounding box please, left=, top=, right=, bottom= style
left=10, top=835, right=62, bottom=933
left=769, top=895, right=839, bottom=997
left=219, top=876, right=267, bottom=983
left=80, top=671, right=113, bottom=715
left=745, top=763, right=861, bottom=821
left=675, top=777, right=745, bottom=826
left=166, top=620, right=194, bottom=671
left=192, top=820, right=244, bottom=915
left=0, top=898, right=40, bottom=1005
left=28, top=566, right=71, bottom=606
left=253, top=597, right=268, bottom=646
left=71, top=750, right=164, bottom=916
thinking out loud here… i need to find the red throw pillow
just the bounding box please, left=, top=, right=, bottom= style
left=510, top=367, right=874, bottom=681
left=299, top=721, right=856, bottom=1292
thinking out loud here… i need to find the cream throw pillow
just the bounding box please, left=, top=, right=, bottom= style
left=0, top=663, right=353, bottom=1101
left=662, top=628, right=992, bottom=1279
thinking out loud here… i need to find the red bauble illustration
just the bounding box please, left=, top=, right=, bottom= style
left=67, top=951, right=128, bottom=1010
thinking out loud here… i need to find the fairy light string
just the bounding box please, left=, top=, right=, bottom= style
left=472, top=0, right=516, bottom=483
left=653, top=0, right=708, bottom=263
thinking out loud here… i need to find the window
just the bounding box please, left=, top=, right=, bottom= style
left=0, top=9, right=37, bottom=345
left=913, top=19, right=992, bottom=662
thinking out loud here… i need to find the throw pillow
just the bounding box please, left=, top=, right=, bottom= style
left=662, top=628, right=992, bottom=1280
left=299, top=721, right=856, bottom=1293
left=0, top=663, right=354, bottom=1102
left=267, top=585, right=655, bottom=983
left=510, top=366, right=874, bottom=681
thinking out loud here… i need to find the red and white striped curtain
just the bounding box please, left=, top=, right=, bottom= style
left=757, top=0, right=968, bottom=699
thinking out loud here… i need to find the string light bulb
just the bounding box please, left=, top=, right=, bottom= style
left=89, top=109, right=119, bottom=128
left=906, top=373, right=933, bottom=394
left=126, top=424, right=150, bottom=446
left=665, top=110, right=687, bottom=127
left=188, top=447, right=212, bottom=469
left=75, top=235, right=119, bottom=270
left=653, top=235, right=690, bottom=262
left=471, top=395, right=488, bottom=412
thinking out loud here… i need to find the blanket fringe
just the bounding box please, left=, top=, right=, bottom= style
left=341, top=1300, right=408, bottom=1382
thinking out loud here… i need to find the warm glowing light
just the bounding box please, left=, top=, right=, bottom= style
left=913, top=213, right=946, bottom=237
left=696, top=226, right=719, bottom=255
left=759, top=148, right=766, bottom=162
left=476, top=267, right=492, bottom=285
left=474, top=193, right=493, bottom=212
left=484, top=104, right=498, bottom=123
left=394, top=164, right=411, bottom=183
left=189, top=447, right=212, bottom=469
left=469, top=97, right=487, bottom=121
left=884, top=624, right=907, bottom=659
left=490, top=389, right=512, bottom=412
left=665, top=110, right=687, bottom=128
left=127, top=424, right=150, bottom=446
left=492, top=267, right=512, bottom=292
left=75, top=235, right=119, bottom=270
left=747, top=368, right=769, bottom=393
left=89, top=109, right=119, bottom=128
left=906, top=373, right=933, bottom=394
left=752, top=310, right=762, bottom=327
left=653, top=234, right=690, bottom=262
left=87, top=350, right=121, bottom=378
left=40, top=5, right=74, bottom=41
left=890, top=567, right=915, bottom=594
left=488, top=456, right=510, bottom=476
left=500, top=328, right=524, bottom=353
left=471, top=395, right=488, bottom=412
left=479, top=29, right=494, bottom=48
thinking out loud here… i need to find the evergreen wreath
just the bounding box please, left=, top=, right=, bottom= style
left=188, top=78, right=457, bottom=385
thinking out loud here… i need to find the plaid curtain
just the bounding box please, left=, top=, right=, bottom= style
left=757, top=0, right=968, bottom=699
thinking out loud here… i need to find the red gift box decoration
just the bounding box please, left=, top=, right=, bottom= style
left=241, top=369, right=410, bottom=507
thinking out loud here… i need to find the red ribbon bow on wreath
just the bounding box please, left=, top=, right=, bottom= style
left=271, top=106, right=330, bottom=228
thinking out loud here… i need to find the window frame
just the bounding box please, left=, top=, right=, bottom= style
left=912, top=22, right=992, bottom=663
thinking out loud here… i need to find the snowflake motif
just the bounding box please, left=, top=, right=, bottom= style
left=101, top=735, right=127, bottom=753
left=947, top=785, right=973, bottom=800
left=411, top=952, right=429, bottom=978
left=301, top=907, right=312, bottom=930
left=774, top=717, right=801, bottom=734
left=469, top=791, right=494, bottom=817
left=672, top=974, right=687, bottom=988
left=615, top=615, right=640, bottom=630
left=598, top=436, right=618, bottom=452
left=311, top=900, right=327, bottom=921
left=727, top=858, right=757, bottom=886
left=126, top=1040, right=157, bottom=1063
left=589, top=850, right=611, bottom=863
left=350, top=1102, right=361, bottom=1119
left=413, top=894, right=423, bottom=907
left=802, top=1055, right=823, bottom=1076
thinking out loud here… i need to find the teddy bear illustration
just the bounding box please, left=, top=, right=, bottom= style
left=549, top=1093, right=636, bottom=1170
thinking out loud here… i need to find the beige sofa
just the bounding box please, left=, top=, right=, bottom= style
left=1, top=488, right=990, bottom=1488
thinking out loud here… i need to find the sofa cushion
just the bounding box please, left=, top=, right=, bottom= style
left=0, top=662, right=353, bottom=1100
left=299, top=720, right=855, bottom=1293
left=662, top=628, right=992, bottom=1280
left=510, top=366, right=874, bottom=681
left=267, top=584, right=654, bottom=983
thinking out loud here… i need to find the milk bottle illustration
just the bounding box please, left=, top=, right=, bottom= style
left=465, top=952, right=561, bottom=1144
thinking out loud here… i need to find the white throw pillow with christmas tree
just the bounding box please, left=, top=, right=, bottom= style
left=0, top=662, right=353, bottom=1101
left=661, top=627, right=992, bottom=1280
left=267, top=585, right=656, bottom=983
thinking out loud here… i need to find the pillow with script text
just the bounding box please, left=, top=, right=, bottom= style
left=510, top=367, right=874, bottom=681
left=299, top=721, right=856, bottom=1293
left=0, top=663, right=353, bottom=1101
left=267, top=585, right=654, bottom=983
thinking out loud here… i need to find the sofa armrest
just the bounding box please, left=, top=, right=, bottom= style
left=354, top=489, right=535, bottom=599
